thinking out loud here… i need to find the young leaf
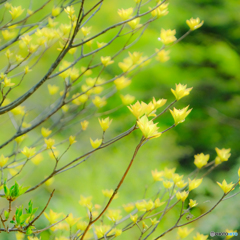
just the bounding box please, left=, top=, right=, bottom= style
left=4, top=210, right=10, bottom=220
left=3, top=182, right=9, bottom=198
left=32, top=207, right=38, bottom=215
left=27, top=200, right=33, bottom=213
left=16, top=206, right=23, bottom=218
left=11, top=182, right=20, bottom=199
left=26, top=226, right=34, bottom=235
left=19, top=186, right=29, bottom=195
left=28, top=200, right=32, bottom=208
left=20, top=214, right=30, bottom=226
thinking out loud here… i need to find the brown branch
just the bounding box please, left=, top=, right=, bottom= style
left=72, top=0, right=167, bottom=48
left=0, top=0, right=52, bottom=29
left=0, top=213, right=8, bottom=233
left=24, top=189, right=55, bottom=229
left=154, top=181, right=239, bottom=239
left=0, top=1, right=83, bottom=115
left=80, top=138, right=145, bottom=239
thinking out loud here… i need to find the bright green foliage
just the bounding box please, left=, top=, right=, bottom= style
left=4, top=210, right=10, bottom=220
left=4, top=181, right=28, bottom=201
left=10, top=201, right=38, bottom=234
left=0, top=0, right=238, bottom=239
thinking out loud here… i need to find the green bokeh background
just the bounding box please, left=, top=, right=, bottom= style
left=0, top=0, right=239, bottom=239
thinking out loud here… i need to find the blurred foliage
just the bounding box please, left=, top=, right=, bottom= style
left=0, top=0, right=239, bottom=239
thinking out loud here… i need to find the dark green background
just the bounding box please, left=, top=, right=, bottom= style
left=0, top=0, right=239, bottom=239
